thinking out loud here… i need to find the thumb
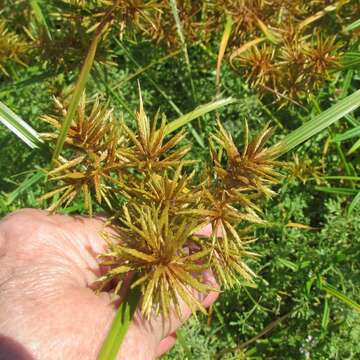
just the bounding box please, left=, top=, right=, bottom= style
left=117, top=271, right=218, bottom=359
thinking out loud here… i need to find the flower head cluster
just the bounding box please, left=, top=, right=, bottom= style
left=98, top=204, right=212, bottom=318
left=0, top=20, right=29, bottom=76
left=232, top=32, right=341, bottom=105
left=41, top=94, right=285, bottom=317
left=40, top=94, right=128, bottom=214
left=3, top=0, right=354, bottom=104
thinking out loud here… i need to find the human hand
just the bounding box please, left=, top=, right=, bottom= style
left=0, top=209, right=218, bottom=360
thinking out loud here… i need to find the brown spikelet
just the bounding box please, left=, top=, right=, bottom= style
left=122, top=93, right=194, bottom=172
left=233, top=44, right=279, bottom=91
left=0, top=20, right=29, bottom=76
left=303, top=34, right=341, bottom=84
left=211, top=120, right=283, bottom=196
left=98, top=205, right=213, bottom=318
left=40, top=94, right=127, bottom=214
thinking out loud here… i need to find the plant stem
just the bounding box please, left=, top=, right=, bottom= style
left=51, top=0, right=120, bottom=164
left=97, top=286, right=141, bottom=360
left=169, top=0, right=197, bottom=104
left=214, top=311, right=292, bottom=359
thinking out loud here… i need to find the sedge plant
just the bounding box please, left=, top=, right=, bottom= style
left=36, top=87, right=360, bottom=359
left=0, top=19, right=29, bottom=76
left=2, top=1, right=359, bottom=358
left=6, top=0, right=356, bottom=103
left=37, top=88, right=287, bottom=356
left=0, top=1, right=359, bottom=359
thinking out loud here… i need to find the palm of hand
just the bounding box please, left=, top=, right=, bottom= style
left=0, top=209, right=217, bottom=360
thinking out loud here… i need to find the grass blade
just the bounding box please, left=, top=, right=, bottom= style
left=6, top=171, right=45, bottom=205
left=343, top=18, right=360, bottom=32
left=279, top=90, right=360, bottom=155
left=333, top=125, right=360, bottom=142
left=216, top=16, right=233, bottom=95
left=347, top=137, right=360, bottom=155
left=321, top=279, right=360, bottom=313
left=341, top=52, right=360, bottom=69
left=51, top=42, right=100, bottom=162
left=298, top=4, right=337, bottom=30
left=321, top=176, right=360, bottom=181
left=321, top=297, right=330, bottom=331
left=52, top=1, right=119, bottom=163
left=97, top=286, right=141, bottom=360
left=255, top=16, right=280, bottom=44
left=314, top=186, right=359, bottom=195
left=348, top=191, right=360, bottom=214
left=165, top=97, right=236, bottom=135
left=0, top=101, right=43, bottom=149
left=29, top=0, right=52, bottom=40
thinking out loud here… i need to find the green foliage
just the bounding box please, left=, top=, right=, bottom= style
left=0, top=0, right=359, bottom=358
left=164, top=194, right=360, bottom=359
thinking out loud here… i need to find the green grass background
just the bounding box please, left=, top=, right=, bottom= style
left=1, top=2, right=360, bottom=358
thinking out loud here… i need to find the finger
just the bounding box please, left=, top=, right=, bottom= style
left=140, top=269, right=219, bottom=345
left=194, top=222, right=223, bottom=237
left=195, top=223, right=213, bottom=237
left=156, top=333, right=177, bottom=357
left=202, top=290, right=219, bottom=308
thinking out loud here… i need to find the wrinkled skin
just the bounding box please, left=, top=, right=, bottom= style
left=0, top=209, right=218, bottom=360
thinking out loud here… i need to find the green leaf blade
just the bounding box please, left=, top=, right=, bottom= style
left=321, top=280, right=360, bottom=313
left=165, top=97, right=236, bottom=135
left=279, top=90, right=360, bottom=155
left=0, top=101, right=43, bottom=149
left=97, top=286, right=141, bottom=360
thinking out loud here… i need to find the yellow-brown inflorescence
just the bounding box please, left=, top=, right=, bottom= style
left=21, top=0, right=355, bottom=103
left=211, top=120, right=283, bottom=196
left=98, top=204, right=212, bottom=318
left=0, top=20, right=29, bottom=76
left=289, top=154, right=323, bottom=185
left=53, top=0, right=163, bottom=40
left=40, top=94, right=128, bottom=214
left=121, top=95, right=195, bottom=173
left=41, top=94, right=284, bottom=318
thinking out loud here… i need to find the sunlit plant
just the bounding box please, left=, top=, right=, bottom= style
left=13, top=0, right=355, bottom=103
left=39, top=90, right=285, bottom=320
left=1, top=1, right=359, bottom=359
left=33, top=87, right=360, bottom=360
left=0, top=20, right=29, bottom=76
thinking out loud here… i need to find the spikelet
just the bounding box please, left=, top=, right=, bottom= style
left=303, top=34, right=341, bottom=86
left=0, top=20, right=29, bottom=76
left=56, top=0, right=163, bottom=39
left=234, top=44, right=279, bottom=90
left=40, top=94, right=127, bottom=214
left=121, top=94, right=194, bottom=173
left=98, top=204, right=213, bottom=318
left=40, top=91, right=288, bottom=318
left=289, top=154, right=323, bottom=184
left=211, top=120, right=283, bottom=196
left=121, top=164, right=197, bottom=215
